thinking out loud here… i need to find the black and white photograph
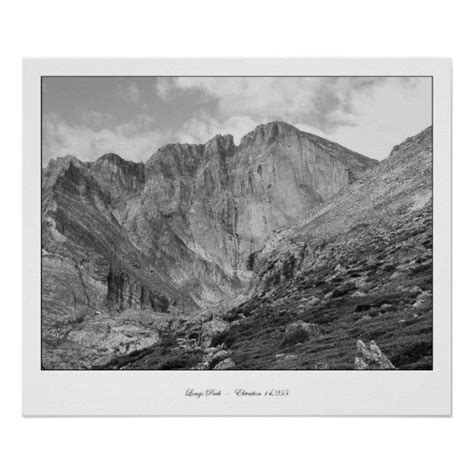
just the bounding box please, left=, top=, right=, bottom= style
left=41, top=75, right=434, bottom=371
left=6, top=1, right=472, bottom=471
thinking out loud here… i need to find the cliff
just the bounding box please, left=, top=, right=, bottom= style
left=124, top=121, right=378, bottom=306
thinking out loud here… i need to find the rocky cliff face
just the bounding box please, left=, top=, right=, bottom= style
left=250, top=126, right=433, bottom=297
left=125, top=121, right=377, bottom=306
left=42, top=157, right=184, bottom=317
left=41, top=121, right=378, bottom=368
left=91, top=153, right=145, bottom=203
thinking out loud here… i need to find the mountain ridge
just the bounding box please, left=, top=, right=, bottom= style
left=43, top=120, right=377, bottom=168
left=43, top=120, right=378, bottom=303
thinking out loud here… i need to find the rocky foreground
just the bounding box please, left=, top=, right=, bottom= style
left=91, top=126, right=433, bottom=371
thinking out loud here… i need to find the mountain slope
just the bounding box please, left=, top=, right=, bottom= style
left=105, top=126, right=433, bottom=370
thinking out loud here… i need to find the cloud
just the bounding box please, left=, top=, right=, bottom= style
left=118, top=81, right=141, bottom=104
left=79, top=110, right=118, bottom=129
left=326, top=77, right=432, bottom=159
left=294, top=122, right=329, bottom=139
left=154, top=77, right=388, bottom=133
left=43, top=77, right=431, bottom=165
left=42, top=113, right=166, bottom=164
left=154, top=78, right=181, bottom=102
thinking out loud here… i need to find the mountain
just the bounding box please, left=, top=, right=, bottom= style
left=127, top=121, right=377, bottom=305
left=41, top=121, right=381, bottom=369
left=101, top=126, right=433, bottom=371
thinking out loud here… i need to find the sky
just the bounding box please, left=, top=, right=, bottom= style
left=42, top=76, right=432, bottom=165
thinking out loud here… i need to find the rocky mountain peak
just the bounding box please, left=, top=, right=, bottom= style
left=93, top=152, right=143, bottom=176
left=146, top=142, right=206, bottom=178
left=96, top=152, right=127, bottom=164
left=91, top=153, right=145, bottom=202
left=46, top=154, right=84, bottom=172
left=239, top=121, right=298, bottom=150
left=42, top=155, right=87, bottom=191
left=204, top=134, right=236, bottom=156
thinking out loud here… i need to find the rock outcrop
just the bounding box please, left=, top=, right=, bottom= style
left=41, top=309, right=176, bottom=369
left=91, top=153, right=145, bottom=204
left=213, top=358, right=236, bottom=370
left=354, top=340, right=396, bottom=370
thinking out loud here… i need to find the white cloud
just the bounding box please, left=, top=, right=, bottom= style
left=294, top=123, right=329, bottom=139
left=42, top=113, right=166, bottom=164
left=323, top=78, right=432, bottom=159
left=154, top=77, right=389, bottom=133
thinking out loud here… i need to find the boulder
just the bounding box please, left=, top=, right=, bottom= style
left=200, top=318, right=229, bottom=348
left=213, top=358, right=236, bottom=370
left=314, top=362, right=329, bottom=370
left=351, top=276, right=370, bottom=289
left=413, top=291, right=431, bottom=308
left=334, top=264, right=347, bottom=274
left=351, top=290, right=367, bottom=298
left=192, top=361, right=211, bottom=370
left=210, top=349, right=232, bottom=366
left=354, top=340, right=396, bottom=370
